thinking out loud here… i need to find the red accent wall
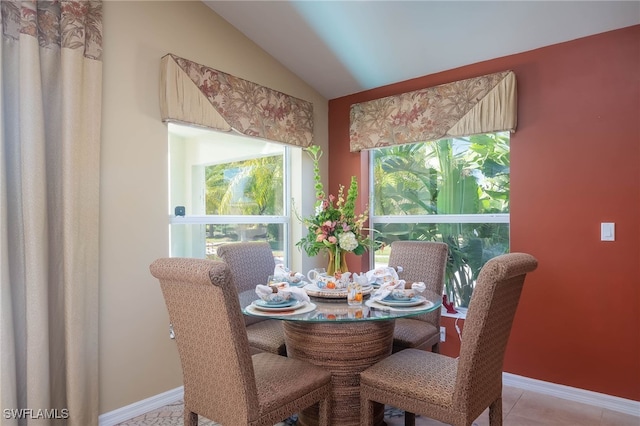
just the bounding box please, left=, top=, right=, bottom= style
left=328, top=25, right=640, bottom=401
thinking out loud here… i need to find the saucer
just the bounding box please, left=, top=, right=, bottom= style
left=254, top=299, right=296, bottom=308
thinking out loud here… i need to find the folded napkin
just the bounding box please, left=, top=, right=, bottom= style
left=370, top=280, right=405, bottom=301
left=334, top=271, right=352, bottom=288
left=365, top=267, right=399, bottom=286
left=411, top=281, right=427, bottom=293
left=255, top=284, right=310, bottom=303
left=370, top=280, right=426, bottom=302
left=280, top=286, right=310, bottom=303
left=351, top=272, right=369, bottom=286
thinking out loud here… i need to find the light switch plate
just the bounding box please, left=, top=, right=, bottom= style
left=601, top=222, right=615, bottom=241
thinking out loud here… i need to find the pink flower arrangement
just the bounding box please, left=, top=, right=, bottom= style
left=296, top=146, right=374, bottom=265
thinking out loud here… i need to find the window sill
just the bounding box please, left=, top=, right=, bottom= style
left=441, top=306, right=467, bottom=319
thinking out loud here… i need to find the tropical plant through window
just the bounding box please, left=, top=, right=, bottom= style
left=371, top=132, right=510, bottom=307
left=203, top=155, right=284, bottom=252
left=205, top=156, right=284, bottom=216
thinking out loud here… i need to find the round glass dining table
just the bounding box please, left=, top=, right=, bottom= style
left=240, top=287, right=442, bottom=426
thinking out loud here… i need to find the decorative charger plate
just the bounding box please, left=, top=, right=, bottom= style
left=303, top=283, right=374, bottom=299
left=246, top=301, right=317, bottom=316
left=365, top=298, right=434, bottom=312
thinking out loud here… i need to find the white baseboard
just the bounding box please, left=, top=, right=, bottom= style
left=98, top=386, right=184, bottom=426
left=503, top=372, right=640, bottom=417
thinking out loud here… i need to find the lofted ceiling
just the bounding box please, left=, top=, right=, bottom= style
left=203, top=0, right=639, bottom=100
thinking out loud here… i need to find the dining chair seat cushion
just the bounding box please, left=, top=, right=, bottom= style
left=360, top=348, right=457, bottom=410
left=253, top=352, right=332, bottom=415
left=392, top=318, right=439, bottom=351
left=247, top=320, right=287, bottom=356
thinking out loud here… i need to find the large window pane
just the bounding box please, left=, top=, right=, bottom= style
left=372, top=134, right=510, bottom=217
left=169, top=123, right=289, bottom=263
left=370, top=132, right=510, bottom=307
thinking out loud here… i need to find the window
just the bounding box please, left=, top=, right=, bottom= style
left=169, top=123, right=290, bottom=264
left=370, top=132, right=510, bottom=307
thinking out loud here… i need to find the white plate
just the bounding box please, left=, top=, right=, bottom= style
left=365, top=299, right=434, bottom=312
left=377, top=296, right=427, bottom=307
left=246, top=302, right=317, bottom=317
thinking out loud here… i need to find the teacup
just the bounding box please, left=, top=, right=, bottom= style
left=282, top=274, right=304, bottom=285
left=267, top=275, right=289, bottom=290
left=390, top=288, right=416, bottom=301
left=260, top=291, right=291, bottom=304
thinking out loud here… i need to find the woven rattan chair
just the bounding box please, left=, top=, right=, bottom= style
left=388, top=241, right=449, bottom=354
left=150, top=258, right=332, bottom=426
left=360, top=252, right=538, bottom=426
left=217, top=241, right=287, bottom=355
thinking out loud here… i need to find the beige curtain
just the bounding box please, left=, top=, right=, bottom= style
left=0, top=1, right=102, bottom=425
left=350, top=70, right=517, bottom=151
left=160, top=53, right=314, bottom=148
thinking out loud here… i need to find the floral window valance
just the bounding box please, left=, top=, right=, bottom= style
left=160, top=53, right=314, bottom=147
left=349, top=70, right=517, bottom=152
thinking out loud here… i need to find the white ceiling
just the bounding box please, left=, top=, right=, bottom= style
left=203, top=0, right=639, bottom=100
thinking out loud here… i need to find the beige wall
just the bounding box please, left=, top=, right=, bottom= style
left=100, top=0, right=328, bottom=413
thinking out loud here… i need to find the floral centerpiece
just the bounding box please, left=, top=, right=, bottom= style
left=296, top=145, right=375, bottom=275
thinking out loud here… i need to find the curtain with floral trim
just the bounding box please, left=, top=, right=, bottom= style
left=350, top=70, right=517, bottom=152
left=0, top=1, right=102, bottom=424
left=160, top=53, right=314, bottom=147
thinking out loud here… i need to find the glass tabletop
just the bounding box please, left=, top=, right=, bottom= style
left=240, top=287, right=442, bottom=323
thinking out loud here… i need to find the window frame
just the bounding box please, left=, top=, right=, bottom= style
left=168, top=124, right=293, bottom=265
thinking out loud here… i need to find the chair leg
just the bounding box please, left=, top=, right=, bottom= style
left=404, top=411, right=416, bottom=426
left=489, top=398, right=503, bottom=426
left=184, top=409, right=198, bottom=426
left=318, top=396, right=331, bottom=426
left=360, top=393, right=374, bottom=426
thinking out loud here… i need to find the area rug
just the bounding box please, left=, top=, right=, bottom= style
left=115, top=400, right=407, bottom=425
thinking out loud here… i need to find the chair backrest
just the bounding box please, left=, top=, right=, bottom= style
left=217, top=242, right=276, bottom=326
left=150, top=258, right=260, bottom=424
left=217, top=242, right=276, bottom=293
left=453, top=252, right=538, bottom=415
left=388, top=241, right=449, bottom=324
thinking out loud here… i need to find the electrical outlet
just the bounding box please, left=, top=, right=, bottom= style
left=440, top=326, right=446, bottom=342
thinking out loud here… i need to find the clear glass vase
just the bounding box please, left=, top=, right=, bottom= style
left=326, top=248, right=348, bottom=275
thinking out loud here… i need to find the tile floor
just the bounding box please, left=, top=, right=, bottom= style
left=116, top=386, right=640, bottom=426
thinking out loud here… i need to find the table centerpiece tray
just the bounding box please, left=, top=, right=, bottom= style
left=303, top=283, right=373, bottom=299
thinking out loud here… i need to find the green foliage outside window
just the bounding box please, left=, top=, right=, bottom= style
left=205, top=155, right=283, bottom=216
left=204, top=155, right=284, bottom=244
left=372, top=132, right=510, bottom=307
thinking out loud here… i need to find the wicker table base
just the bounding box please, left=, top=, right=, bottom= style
left=283, top=320, right=395, bottom=426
